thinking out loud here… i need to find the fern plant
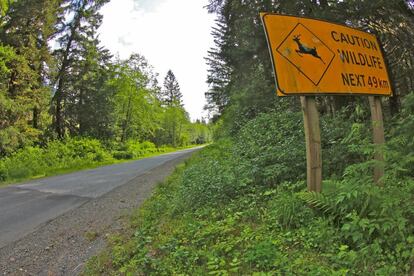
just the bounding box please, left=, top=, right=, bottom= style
left=298, top=191, right=335, bottom=217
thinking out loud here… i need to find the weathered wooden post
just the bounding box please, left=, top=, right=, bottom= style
left=369, top=96, right=385, bottom=184
left=301, top=96, right=322, bottom=192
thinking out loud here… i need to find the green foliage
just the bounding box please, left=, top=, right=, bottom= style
left=161, top=69, right=183, bottom=107
left=266, top=189, right=313, bottom=230
left=188, top=120, right=212, bottom=145
left=0, top=44, right=44, bottom=156
left=0, top=0, right=10, bottom=16
left=233, top=111, right=306, bottom=186
left=112, top=140, right=161, bottom=160
left=178, top=140, right=236, bottom=210
left=386, top=92, right=414, bottom=179
left=108, top=58, right=161, bottom=142
left=0, top=0, right=58, bottom=150
left=320, top=109, right=372, bottom=179
left=157, top=105, right=191, bottom=147
left=176, top=111, right=306, bottom=210
left=0, top=138, right=113, bottom=182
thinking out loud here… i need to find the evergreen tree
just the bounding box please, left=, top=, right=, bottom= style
left=52, top=0, right=109, bottom=139
left=72, top=36, right=113, bottom=138
left=205, top=16, right=231, bottom=117
left=0, top=0, right=61, bottom=155
left=161, top=70, right=183, bottom=107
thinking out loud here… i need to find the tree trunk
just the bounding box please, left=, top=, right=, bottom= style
left=172, top=122, right=176, bottom=147
left=389, top=93, right=400, bottom=117
left=319, top=0, right=328, bottom=7
left=32, top=107, right=39, bottom=129
left=78, top=89, right=84, bottom=135
left=121, top=95, right=132, bottom=143
left=55, top=94, right=63, bottom=138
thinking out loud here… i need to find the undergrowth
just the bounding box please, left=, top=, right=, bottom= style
left=84, top=95, right=414, bottom=275
left=84, top=143, right=414, bottom=275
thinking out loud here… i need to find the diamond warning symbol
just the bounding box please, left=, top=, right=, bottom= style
left=276, top=23, right=335, bottom=86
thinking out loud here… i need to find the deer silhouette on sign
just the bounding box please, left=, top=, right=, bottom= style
left=293, top=34, right=325, bottom=64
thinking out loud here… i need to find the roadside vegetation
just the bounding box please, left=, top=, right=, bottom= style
left=85, top=0, right=413, bottom=274
left=84, top=94, right=414, bottom=275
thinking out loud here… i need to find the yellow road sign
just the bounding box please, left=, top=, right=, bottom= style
left=261, top=13, right=392, bottom=96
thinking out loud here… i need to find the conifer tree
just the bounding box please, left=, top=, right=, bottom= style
left=0, top=0, right=61, bottom=155
left=161, top=70, right=183, bottom=107
left=52, top=0, right=110, bottom=138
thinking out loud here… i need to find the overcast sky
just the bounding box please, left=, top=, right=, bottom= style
left=98, top=0, right=216, bottom=121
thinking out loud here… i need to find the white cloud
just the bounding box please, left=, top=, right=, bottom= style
left=98, top=0, right=216, bottom=121
left=132, top=0, right=167, bottom=12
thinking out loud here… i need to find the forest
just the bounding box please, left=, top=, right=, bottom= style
left=84, top=0, right=414, bottom=275
left=1, top=0, right=414, bottom=274
left=0, top=0, right=210, bottom=184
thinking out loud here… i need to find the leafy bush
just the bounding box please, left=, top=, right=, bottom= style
left=178, top=139, right=237, bottom=210
left=233, top=111, right=306, bottom=186
left=111, top=140, right=162, bottom=160
left=320, top=111, right=371, bottom=179
left=177, top=111, right=307, bottom=210
left=0, top=138, right=114, bottom=183
left=112, top=150, right=134, bottom=160
left=386, top=92, right=414, bottom=179
left=266, top=189, right=314, bottom=229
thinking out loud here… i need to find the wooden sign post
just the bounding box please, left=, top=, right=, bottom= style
left=261, top=13, right=393, bottom=192
left=301, top=96, right=322, bottom=192
left=369, top=96, right=385, bottom=184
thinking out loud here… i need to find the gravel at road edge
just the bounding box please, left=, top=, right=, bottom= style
left=0, top=152, right=194, bottom=275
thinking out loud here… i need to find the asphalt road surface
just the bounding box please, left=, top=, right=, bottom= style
left=0, top=147, right=201, bottom=249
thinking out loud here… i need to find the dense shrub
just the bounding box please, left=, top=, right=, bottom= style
left=233, top=111, right=306, bottom=186
left=177, top=111, right=307, bottom=210
left=320, top=110, right=371, bottom=179
left=0, top=138, right=114, bottom=182
left=386, top=92, right=414, bottom=179
left=111, top=140, right=165, bottom=160
left=178, top=139, right=236, bottom=210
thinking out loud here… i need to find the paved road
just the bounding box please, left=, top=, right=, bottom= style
left=0, top=147, right=200, bottom=249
